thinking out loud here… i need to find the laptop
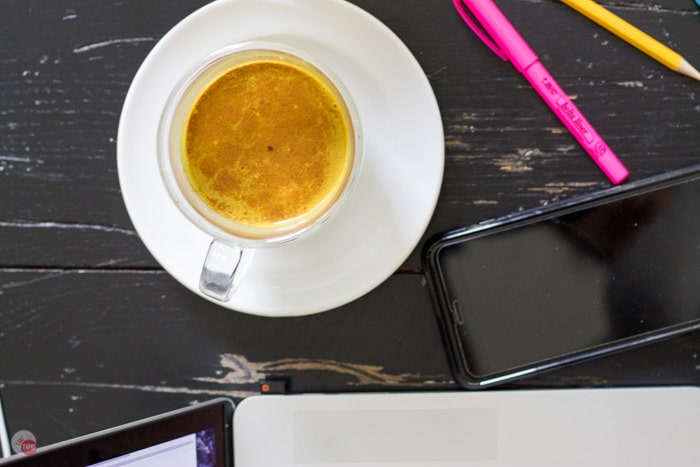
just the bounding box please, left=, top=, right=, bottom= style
left=0, top=387, right=698, bottom=466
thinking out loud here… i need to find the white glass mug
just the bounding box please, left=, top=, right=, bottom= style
left=157, top=42, right=363, bottom=302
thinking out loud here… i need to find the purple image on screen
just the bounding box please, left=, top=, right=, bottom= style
left=196, top=429, right=216, bottom=467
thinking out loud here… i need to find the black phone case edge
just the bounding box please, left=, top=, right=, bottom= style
left=423, top=164, right=700, bottom=390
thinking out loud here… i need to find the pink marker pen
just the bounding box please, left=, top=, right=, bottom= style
left=453, top=0, right=629, bottom=184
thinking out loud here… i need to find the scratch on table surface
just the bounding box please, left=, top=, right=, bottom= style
left=73, top=37, right=155, bottom=53
left=555, top=145, right=577, bottom=154
left=494, top=148, right=541, bottom=173
left=444, top=137, right=472, bottom=152
left=615, top=80, right=645, bottom=88
left=0, top=270, right=72, bottom=292
left=0, top=220, right=136, bottom=236
left=0, top=156, right=32, bottom=163
left=602, top=2, right=695, bottom=14
left=0, top=380, right=255, bottom=399
left=0, top=353, right=451, bottom=398
left=528, top=181, right=600, bottom=196
left=526, top=0, right=692, bottom=14
left=195, top=353, right=447, bottom=387
left=447, top=113, right=482, bottom=134
left=0, top=269, right=165, bottom=297
left=459, top=112, right=482, bottom=122
left=427, top=66, right=447, bottom=78
left=545, top=126, right=567, bottom=135
left=447, top=199, right=500, bottom=207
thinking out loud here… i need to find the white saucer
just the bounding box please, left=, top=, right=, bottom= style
left=117, top=0, right=444, bottom=317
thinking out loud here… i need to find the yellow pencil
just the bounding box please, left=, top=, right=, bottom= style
left=561, top=0, right=700, bottom=81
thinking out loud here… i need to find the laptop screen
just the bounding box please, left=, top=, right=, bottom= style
left=86, top=431, right=211, bottom=467
left=0, top=399, right=233, bottom=467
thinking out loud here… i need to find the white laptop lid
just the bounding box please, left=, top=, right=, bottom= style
left=233, top=387, right=700, bottom=467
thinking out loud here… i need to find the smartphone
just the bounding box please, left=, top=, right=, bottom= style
left=424, top=164, right=700, bottom=389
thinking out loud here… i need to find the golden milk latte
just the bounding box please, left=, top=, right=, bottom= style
left=181, top=51, right=355, bottom=239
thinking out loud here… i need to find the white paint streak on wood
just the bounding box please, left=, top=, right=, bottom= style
left=494, top=148, right=542, bottom=173
left=545, top=127, right=567, bottom=135
left=0, top=156, right=31, bottom=163
left=615, top=81, right=645, bottom=88
left=0, top=220, right=136, bottom=235
left=444, top=138, right=471, bottom=151
left=0, top=380, right=255, bottom=399
left=196, top=353, right=444, bottom=387
left=73, top=37, right=155, bottom=54
left=527, top=181, right=600, bottom=195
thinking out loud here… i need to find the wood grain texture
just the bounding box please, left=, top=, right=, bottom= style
left=0, top=270, right=454, bottom=444
left=0, top=0, right=699, bottom=449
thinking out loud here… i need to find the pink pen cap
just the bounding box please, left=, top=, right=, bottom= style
left=456, top=0, right=538, bottom=72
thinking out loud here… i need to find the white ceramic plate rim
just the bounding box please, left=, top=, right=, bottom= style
left=117, top=0, right=444, bottom=317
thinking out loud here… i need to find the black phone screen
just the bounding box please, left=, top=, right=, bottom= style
left=428, top=168, right=700, bottom=386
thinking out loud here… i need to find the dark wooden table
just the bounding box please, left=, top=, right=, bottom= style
left=1, top=0, right=699, bottom=450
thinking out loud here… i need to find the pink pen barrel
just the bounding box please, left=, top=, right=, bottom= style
left=522, top=62, right=629, bottom=184
left=455, top=0, right=629, bottom=184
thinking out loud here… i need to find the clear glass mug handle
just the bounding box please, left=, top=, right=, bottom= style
left=199, top=240, right=255, bottom=302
